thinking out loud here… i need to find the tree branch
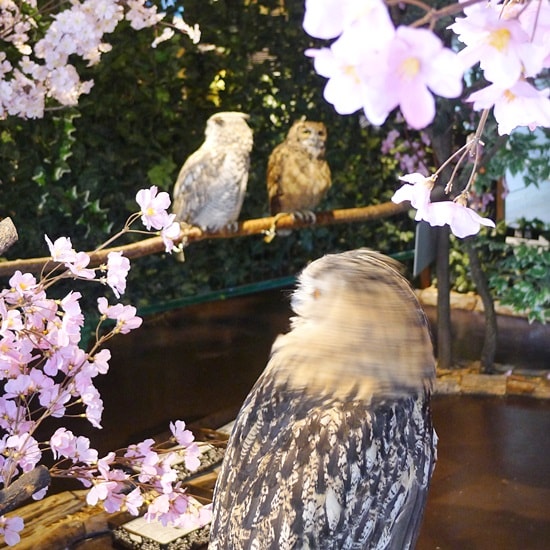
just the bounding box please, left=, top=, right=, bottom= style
left=0, top=201, right=409, bottom=278
left=0, top=465, right=51, bottom=516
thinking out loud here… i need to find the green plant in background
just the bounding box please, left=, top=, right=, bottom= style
left=487, top=232, right=550, bottom=325
left=447, top=220, right=550, bottom=324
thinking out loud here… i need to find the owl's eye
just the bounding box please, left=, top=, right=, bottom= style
left=312, top=288, right=321, bottom=300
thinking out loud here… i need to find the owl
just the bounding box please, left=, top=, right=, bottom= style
left=171, top=111, right=253, bottom=232
left=267, top=120, right=331, bottom=216
left=210, top=249, right=437, bottom=550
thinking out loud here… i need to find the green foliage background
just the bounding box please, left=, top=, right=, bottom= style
left=0, top=0, right=420, bottom=312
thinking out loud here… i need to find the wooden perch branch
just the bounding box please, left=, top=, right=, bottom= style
left=0, top=465, right=51, bottom=516
left=0, top=201, right=409, bottom=278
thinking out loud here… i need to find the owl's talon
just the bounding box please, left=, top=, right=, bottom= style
left=263, top=212, right=287, bottom=243
left=294, top=210, right=317, bottom=225
left=225, top=221, right=240, bottom=234
left=263, top=226, right=277, bottom=243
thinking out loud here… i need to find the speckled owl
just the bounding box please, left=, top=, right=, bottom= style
left=267, top=120, right=332, bottom=216
left=172, top=111, right=253, bottom=231
left=210, top=249, right=437, bottom=550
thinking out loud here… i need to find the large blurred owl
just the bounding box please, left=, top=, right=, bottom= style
left=171, top=111, right=253, bottom=231
left=210, top=249, right=437, bottom=549
left=267, top=120, right=331, bottom=216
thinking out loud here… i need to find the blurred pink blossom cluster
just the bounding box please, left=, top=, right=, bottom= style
left=303, top=0, right=464, bottom=129
left=0, top=0, right=199, bottom=119
left=0, top=187, right=205, bottom=547
left=303, top=0, right=550, bottom=135
left=452, top=0, right=550, bottom=135
left=391, top=172, right=496, bottom=238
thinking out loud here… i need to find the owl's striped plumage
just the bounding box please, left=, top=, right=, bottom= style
left=171, top=111, right=253, bottom=231
left=210, top=249, right=437, bottom=550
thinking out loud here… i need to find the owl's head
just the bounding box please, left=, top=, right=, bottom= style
left=287, top=120, right=327, bottom=158
left=269, top=249, right=435, bottom=400
left=204, top=111, right=254, bottom=150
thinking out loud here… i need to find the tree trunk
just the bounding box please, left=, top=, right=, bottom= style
left=436, top=226, right=452, bottom=369
left=464, top=237, right=497, bottom=373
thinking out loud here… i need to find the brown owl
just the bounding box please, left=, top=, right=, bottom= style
left=267, top=120, right=331, bottom=217
left=172, top=111, right=253, bottom=231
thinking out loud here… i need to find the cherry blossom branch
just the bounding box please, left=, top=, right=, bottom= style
left=388, top=0, right=487, bottom=28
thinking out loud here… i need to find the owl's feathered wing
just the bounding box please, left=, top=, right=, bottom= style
left=210, top=374, right=435, bottom=550
left=210, top=249, right=437, bottom=550
left=172, top=145, right=250, bottom=231
left=266, top=141, right=289, bottom=214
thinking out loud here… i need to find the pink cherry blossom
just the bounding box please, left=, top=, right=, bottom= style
left=303, top=0, right=346, bottom=39
left=97, top=299, right=141, bottom=333
left=50, top=427, right=76, bottom=460
left=515, top=0, right=550, bottom=66
left=391, top=173, right=435, bottom=213
left=124, top=438, right=155, bottom=461
left=468, top=80, right=550, bottom=135
left=5, top=433, right=41, bottom=472
left=45, top=235, right=76, bottom=262
left=0, top=398, right=32, bottom=434
left=136, top=186, right=171, bottom=230
left=60, top=291, right=84, bottom=344
left=306, top=25, right=392, bottom=119
left=450, top=2, right=538, bottom=88
left=160, top=215, right=181, bottom=253
left=418, top=200, right=496, bottom=238
left=392, top=172, right=495, bottom=238
left=73, top=376, right=104, bottom=428
left=0, top=516, right=24, bottom=546
left=88, top=349, right=111, bottom=376
left=122, top=487, right=144, bottom=516
left=125, top=0, right=164, bottom=30
left=378, top=26, right=463, bottom=129
left=0, top=309, right=23, bottom=336
left=39, top=384, right=72, bottom=418
left=303, top=0, right=394, bottom=40
left=145, top=492, right=170, bottom=520
left=6, top=271, right=37, bottom=301
left=176, top=502, right=212, bottom=531
left=106, top=251, right=130, bottom=298
left=65, top=251, right=96, bottom=280
left=115, top=304, right=143, bottom=334
left=50, top=428, right=98, bottom=464
left=170, top=420, right=194, bottom=447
